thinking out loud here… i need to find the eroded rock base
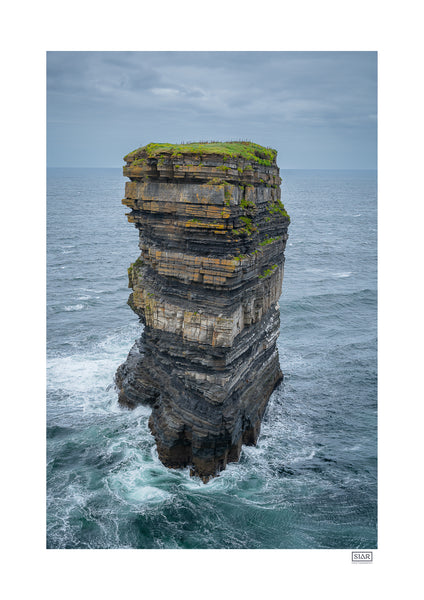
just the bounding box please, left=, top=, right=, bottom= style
left=116, top=306, right=283, bottom=481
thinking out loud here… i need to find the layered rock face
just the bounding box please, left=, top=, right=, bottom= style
left=116, top=142, right=290, bottom=481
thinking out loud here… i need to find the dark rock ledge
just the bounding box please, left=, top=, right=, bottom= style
left=116, top=141, right=290, bottom=482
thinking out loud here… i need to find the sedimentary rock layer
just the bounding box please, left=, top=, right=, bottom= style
left=116, top=142, right=290, bottom=481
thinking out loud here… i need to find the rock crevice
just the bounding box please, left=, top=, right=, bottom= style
left=116, top=142, right=290, bottom=481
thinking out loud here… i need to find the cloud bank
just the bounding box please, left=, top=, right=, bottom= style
left=47, top=51, right=377, bottom=169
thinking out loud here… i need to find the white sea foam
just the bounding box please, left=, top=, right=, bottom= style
left=80, top=287, right=107, bottom=294
left=126, top=485, right=171, bottom=504
left=333, top=271, right=352, bottom=278
left=47, top=354, right=119, bottom=396
left=48, top=326, right=137, bottom=380
left=64, top=304, right=84, bottom=311
left=107, top=463, right=172, bottom=507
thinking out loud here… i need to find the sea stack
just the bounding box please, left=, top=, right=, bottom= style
left=116, top=142, right=290, bottom=481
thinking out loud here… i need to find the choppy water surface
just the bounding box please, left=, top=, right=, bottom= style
left=47, top=168, right=377, bottom=549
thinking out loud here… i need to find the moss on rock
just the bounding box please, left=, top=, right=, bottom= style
left=124, top=141, right=277, bottom=167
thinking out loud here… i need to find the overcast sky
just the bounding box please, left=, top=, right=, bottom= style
left=47, top=51, right=377, bottom=169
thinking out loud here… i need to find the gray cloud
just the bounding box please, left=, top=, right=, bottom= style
left=47, top=51, right=377, bottom=168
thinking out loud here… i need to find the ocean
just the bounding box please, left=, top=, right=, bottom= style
left=46, top=167, right=377, bottom=549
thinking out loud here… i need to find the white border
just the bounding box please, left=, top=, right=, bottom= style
left=3, top=1, right=423, bottom=598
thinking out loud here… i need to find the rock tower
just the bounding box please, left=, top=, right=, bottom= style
left=116, top=141, right=290, bottom=481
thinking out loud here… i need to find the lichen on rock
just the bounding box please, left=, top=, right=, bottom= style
left=116, top=141, right=290, bottom=482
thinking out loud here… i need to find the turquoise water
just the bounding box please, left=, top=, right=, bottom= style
left=46, top=168, right=377, bottom=549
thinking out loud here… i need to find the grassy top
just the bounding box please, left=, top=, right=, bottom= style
left=124, top=141, right=277, bottom=166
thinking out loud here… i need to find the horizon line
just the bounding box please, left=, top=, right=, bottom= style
left=46, top=166, right=378, bottom=171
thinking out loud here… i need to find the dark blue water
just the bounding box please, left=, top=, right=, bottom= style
left=47, top=168, right=377, bottom=549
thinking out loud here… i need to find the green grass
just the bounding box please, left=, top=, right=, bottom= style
left=239, top=215, right=258, bottom=236
left=128, top=256, right=144, bottom=286
left=268, top=199, right=290, bottom=221
left=259, top=235, right=281, bottom=246
left=240, top=198, right=256, bottom=210
left=131, top=158, right=146, bottom=166
left=124, top=141, right=277, bottom=167
left=128, top=256, right=143, bottom=276
left=259, top=264, right=278, bottom=279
